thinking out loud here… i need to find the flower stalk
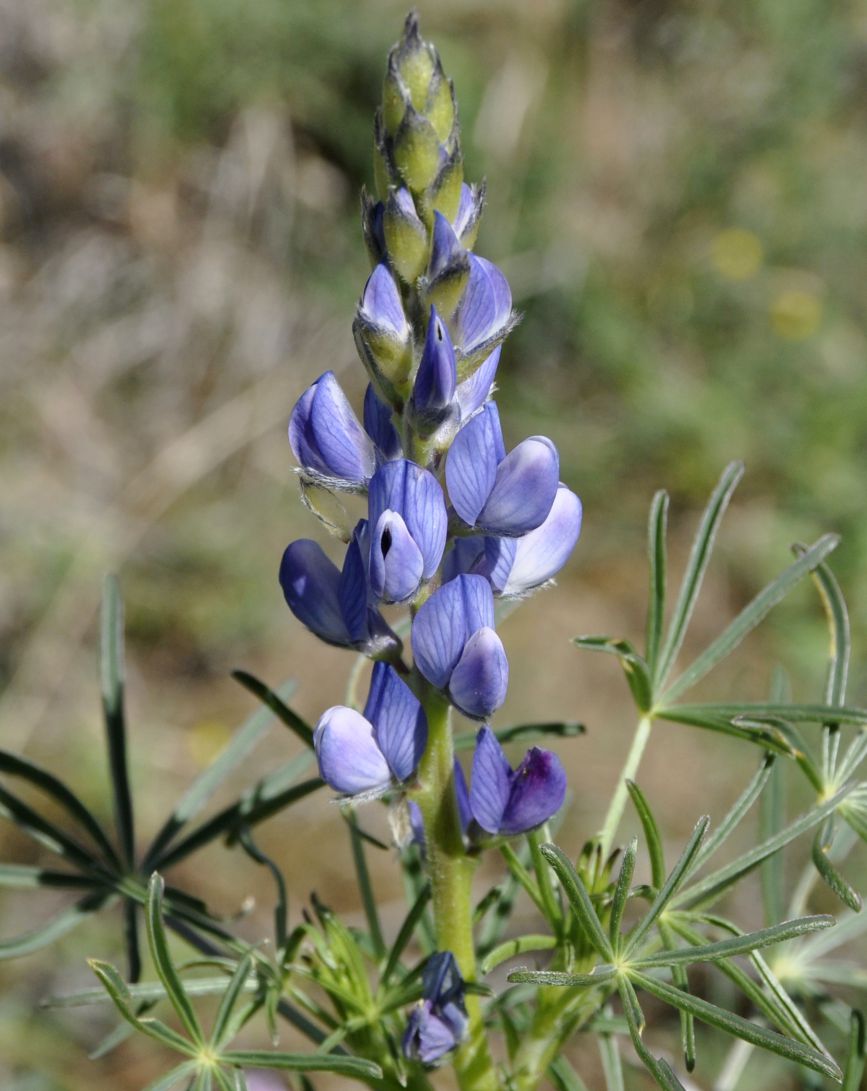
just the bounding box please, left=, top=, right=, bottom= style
left=412, top=688, right=499, bottom=1090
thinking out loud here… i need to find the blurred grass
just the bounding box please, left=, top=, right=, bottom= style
left=1, top=0, right=865, bottom=1087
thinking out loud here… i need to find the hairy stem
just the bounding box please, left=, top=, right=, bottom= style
left=414, top=687, right=499, bottom=1091
left=598, top=714, right=653, bottom=859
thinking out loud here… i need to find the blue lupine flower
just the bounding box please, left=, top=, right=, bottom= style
left=443, top=484, right=583, bottom=596
left=411, top=574, right=508, bottom=719
left=446, top=402, right=560, bottom=536
left=279, top=522, right=398, bottom=656
left=363, top=384, right=402, bottom=461
left=453, top=254, right=514, bottom=367
left=358, top=262, right=411, bottom=343
left=452, top=182, right=485, bottom=250
left=314, top=662, right=427, bottom=797
left=289, top=371, right=376, bottom=487
left=469, top=725, right=567, bottom=837
left=354, top=262, right=413, bottom=391
left=454, top=345, right=500, bottom=422
left=429, top=212, right=467, bottom=285
left=403, top=951, right=468, bottom=1064
left=368, top=459, right=448, bottom=604
left=411, top=306, right=457, bottom=427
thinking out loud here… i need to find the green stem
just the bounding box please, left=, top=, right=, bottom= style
left=413, top=687, right=498, bottom=1091
left=598, top=715, right=653, bottom=859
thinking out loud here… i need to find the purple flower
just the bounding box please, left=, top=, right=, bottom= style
left=410, top=306, right=458, bottom=427
left=453, top=254, right=514, bottom=366
left=358, top=262, right=410, bottom=341
left=368, top=460, right=448, bottom=604
left=429, top=212, right=467, bottom=284
left=354, top=262, right=413, bottom=391
left=403, top=951, right=468, bottom=1064
left=452, top=182, right=485, bottom=250
left=279, top=522, right=398, bottom=656
left=446, top=402, right=560, bottom=537
left=444, top=484, right=583, bottom=596
left=289, top=371, right=376, bottom=487
left=454, top=345, right=500, bottom=422
left=363, top=384, right=402, bottom=461
left=411, top=574, right=508, bottom=719
left=314, top=662, right=427, bottom=797
left=469, top=726, right=567, bottom=837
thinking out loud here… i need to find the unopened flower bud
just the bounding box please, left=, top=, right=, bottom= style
left=384, top=187, right=429, bottom=283
left=354, top=262, right=413, bottom=397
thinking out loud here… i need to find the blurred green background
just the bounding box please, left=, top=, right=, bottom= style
left=1, top=0, right=865, bottom=1087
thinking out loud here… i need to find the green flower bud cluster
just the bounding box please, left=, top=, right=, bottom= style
left=376, top=11, right=462, bottom=222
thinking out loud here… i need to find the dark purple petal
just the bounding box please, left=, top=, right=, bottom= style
left=363, top=384, right=402, bottom=460
left=314, top=706, right=391, bottom=795
left=455, top=346, right=500, bottom=421
left=359, top=262, right=409, bottom=338
left=500, top=747, right=567, bottom=835
left=368, top=460, right=447, bottom=580
left=423, top=951, right=466, bottom=1009
left=279, top=540, right=349, bottom=647
left=429, top=212, right=464, bottom=280
left=338, top=524, right=371, bottom=644
left=501, top=486, right=583, bottom=595
left=456, top=255, right=512, bottom=355
left=445, top=403, right=504, bottom=527
left=370, top=510, right=425, bottom=604
left=288, top=371, right=375, bottom=484
left=478, top=436, right=560, bottom=535
left=365, top=662, right=427, bottom=782
left=448, top=626, right=509, bottom=719
left=469, top=726, right=513, bottom=834
left=412, top=307, right=457, bottom=414
left=411, top=574, right=495, bottom=689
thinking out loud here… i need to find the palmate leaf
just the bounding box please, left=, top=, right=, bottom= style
left=673, top=782, right=857, bottom=911
left=632, top=915, right=834, bottom=970
left=625, top=781, right=665, bottom=888
left=146, top=873, right=204, bottom=1044
left=101, top=574, right=136, bottom=869
left=220, top=1050, right=382, bottom=1079
left=0, top=750, right=120, bottom=868
left=629, top=969, right=842, bottom=1081
left=660, top=533, right=840, bottom=704
left=655, top=461, right=744, bottom=689
left=667, top=914, right=829, bottom=1056
left=0, top=863, right=102, bottom=890
left=46, top=975, right=258, bottom=1009
left=144, top=679, right=299, bottom=868
left=624, top=816, right=709, bottom=957
left=644, top=489, right=669, bottom=678
left=152, top=764, right=322, bottom=870
left=142, top=1062, right=198, bottom=1091
left=538, top=844, right=614, bottom=961
left=231, top=670, right=314, bottom=748
left=653, top=706, right=797, bottom=755
left=0, top=891, right=114, bottom=958
left=618, top=976, right=685, bottom=1091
